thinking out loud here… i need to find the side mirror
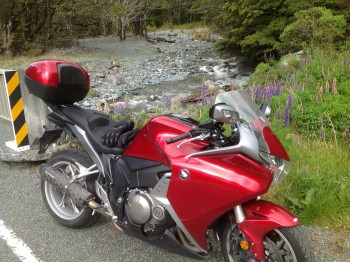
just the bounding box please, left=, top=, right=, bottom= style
left=260, top=104, right=271, bottom=117
left=209, top=103, right=240, bottom=124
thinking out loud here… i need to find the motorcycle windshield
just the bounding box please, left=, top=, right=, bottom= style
left=215, top=90, right=269, bottom=126
left=215, top=90, right=270, bottom=153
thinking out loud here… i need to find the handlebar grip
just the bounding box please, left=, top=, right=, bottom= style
left=166, top=132, right=191, bottom=144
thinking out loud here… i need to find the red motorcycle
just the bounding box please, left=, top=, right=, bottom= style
left=25, top=60, right=314, bottom=261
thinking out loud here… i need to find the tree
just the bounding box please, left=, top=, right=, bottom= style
left=278, top=7, right=346, bottom=52
left=113, top=0, right=157, bottom=40
left=216, top=0, right=349, bottom=59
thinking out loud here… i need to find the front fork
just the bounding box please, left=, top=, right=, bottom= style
left=232, top=200, right=299, bottom=260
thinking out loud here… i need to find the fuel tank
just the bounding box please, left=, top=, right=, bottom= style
left=123, top=115, right=207, bottom=164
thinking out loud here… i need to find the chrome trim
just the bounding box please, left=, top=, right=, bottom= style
left=233, top=205, right=246, bottom=224
left=186, top=122, right=261, bottom=163
left=150, top=173, right=207, bottom=254
left=72, top=125, right=104, bottom=174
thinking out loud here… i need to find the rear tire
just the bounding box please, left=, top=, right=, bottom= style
left=41, top=149, right=100, bottom=228
left=221, top=222, right=315, bottom=262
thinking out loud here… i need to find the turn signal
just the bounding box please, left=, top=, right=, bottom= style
left=240, top=240, right=250, bottom=251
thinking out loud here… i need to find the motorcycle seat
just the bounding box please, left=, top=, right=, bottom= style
left=62, top=105, right=125, bottom=154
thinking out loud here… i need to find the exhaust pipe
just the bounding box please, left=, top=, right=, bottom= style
left=40, top=164, right=95, bottom=208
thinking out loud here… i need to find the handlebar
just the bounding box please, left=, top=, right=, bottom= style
left=166, top=132, right=191, bottom=144
left=166, top=128, right=213, bottom=145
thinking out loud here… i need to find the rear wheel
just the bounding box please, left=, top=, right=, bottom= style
left=221, top=223, right=315, bottom=262
left=41, top=150, right=100, bottom=228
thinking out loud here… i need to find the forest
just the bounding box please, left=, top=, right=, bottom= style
left=0, top=0, right=349, bottom=57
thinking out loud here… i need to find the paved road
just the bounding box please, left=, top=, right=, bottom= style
left=0, top=160, right=222, bottom=262
left=1, top=160, right=349, bottom=262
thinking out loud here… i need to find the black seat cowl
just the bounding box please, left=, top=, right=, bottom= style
left=61, top=105, right=125, bottom=154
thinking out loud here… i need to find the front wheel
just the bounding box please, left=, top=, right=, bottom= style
left=221, top=223, right=315, bottom=262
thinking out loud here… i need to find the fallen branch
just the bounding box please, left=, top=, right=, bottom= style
left=179, top=84, right=239, bottom=103
left=145, top=35, right=175, bottom=44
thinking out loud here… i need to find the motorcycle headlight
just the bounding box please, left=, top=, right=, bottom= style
left=260, top=152, right=291, bottom=185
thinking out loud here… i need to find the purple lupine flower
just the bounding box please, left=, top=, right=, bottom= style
left=283, top=107, right=290, bottom=127
left=113, top=103, right=119, bottom=115
left=247, top=86, right=253, bottom=96
left=325, top=80, right=330, bottom=93
left=120, top=103, right=127, bottom=116
left=264, top=85, right=273, bottom=106
left=207, top=96, right=214, bottom=107
left=264, top=52, right=268, bottom=62
left=253, top=86, right=262, bottom=101
left=142, top=102, right=148, bottom=113
left=283, top=94, right=293, bottom=127
left=274, top=82, right=282, bottom=96
left=286, top=93, right=293, bottom=109
left=201, top=81, right=207, bottom=104
left=292, top=83, right=298, bottom=91
left=114, top=102, right=127, bottom=115
left=137, top=116, right=144, bottom=124
left=294, top=72, right=298, bottom=80
left=164, top=94, right=172, bottom=109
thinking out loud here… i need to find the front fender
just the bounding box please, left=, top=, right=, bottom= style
left=238, top=199, right=299, bottom=260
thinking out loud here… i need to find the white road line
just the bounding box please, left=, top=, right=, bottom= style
left=0, top=219, right=39, bottom=262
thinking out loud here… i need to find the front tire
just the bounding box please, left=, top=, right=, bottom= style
left=221, top=223, right=315, bottom=262
left=41, top=150, right=100, bottom=228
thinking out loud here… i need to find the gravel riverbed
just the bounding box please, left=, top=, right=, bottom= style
left=62, top=29, right=252, bottom=111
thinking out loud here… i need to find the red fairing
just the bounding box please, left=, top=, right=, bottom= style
left=25, top=60, right=89, bottom=89
left=126, top=115, right=275, bottom=250
left=166, top=155, right=273, bottom=250
left=263, top=126, right=290, bottom=160
left=238, top=200, right=299, bottom=260
left=253, top=118, right=290, bottom=161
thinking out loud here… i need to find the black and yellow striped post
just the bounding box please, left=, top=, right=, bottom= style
left=3, top=70, right=30, bottom=152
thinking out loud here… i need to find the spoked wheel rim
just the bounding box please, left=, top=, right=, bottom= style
left=264, top=229, right=298, bottom=262
left=44, top=160, right=85, bottom=220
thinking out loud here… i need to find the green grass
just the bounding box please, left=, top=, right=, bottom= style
left=267, top=128, right=350, bottom=231
left=147, top=21, right=207, bottom=32
left=0, top=173, right=9, bottom=180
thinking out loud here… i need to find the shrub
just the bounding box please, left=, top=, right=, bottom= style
left=278, top=7, right=346, bottom=52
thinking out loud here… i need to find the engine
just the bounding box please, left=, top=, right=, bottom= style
left=125, top=189, right=174, bottom=235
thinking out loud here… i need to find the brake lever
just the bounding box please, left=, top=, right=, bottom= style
left=177, top=133, right=211, bottom=149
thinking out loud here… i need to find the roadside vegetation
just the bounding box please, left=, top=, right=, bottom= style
left=251, top=49, right=350, bottom=231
